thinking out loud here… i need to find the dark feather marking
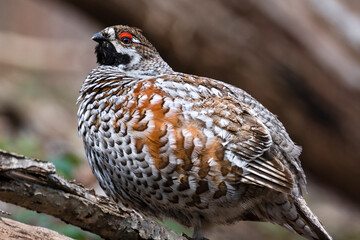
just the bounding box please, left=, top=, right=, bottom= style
left=95, top=41, right=131, bottom=66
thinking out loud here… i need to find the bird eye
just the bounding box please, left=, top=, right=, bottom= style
left=120, top=33, right=133, bottom=45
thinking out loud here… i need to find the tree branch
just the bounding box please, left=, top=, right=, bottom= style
left=0, top=216, right=73, bottom=240
left=0, top=149, right=185, bottom=240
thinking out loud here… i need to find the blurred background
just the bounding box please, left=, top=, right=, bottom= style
left=0, top=0, right=359, bottom=239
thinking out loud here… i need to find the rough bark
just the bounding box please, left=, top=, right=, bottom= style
left=61, top=0, right=360, bottom=202
left=0, top=149, right=185, bottom=240
left=0, top=217, right=73, bottom=240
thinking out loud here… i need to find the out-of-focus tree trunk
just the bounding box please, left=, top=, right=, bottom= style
left=61, top=0, right=360, bottom=203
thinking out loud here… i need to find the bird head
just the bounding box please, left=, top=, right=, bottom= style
left=92, top=25, right=159, bottom=68
left=91, top=25, right=172, bottom=77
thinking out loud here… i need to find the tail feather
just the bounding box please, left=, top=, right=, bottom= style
left=272, top=194, right=332, bottom=240
left=291, top=195, right=332, bottom=240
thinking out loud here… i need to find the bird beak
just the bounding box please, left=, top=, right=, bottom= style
left=92, top=32, right=107, bottom=42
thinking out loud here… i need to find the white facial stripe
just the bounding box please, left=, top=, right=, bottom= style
left=112, top=45, right=142, bottom=68
left=111, top=42, right=138, bottom=56
left=130, top=51, right=142, bottom=66
left=111, top=40, right=123, bottom=53
left=132, top=36, right=140, bottom=43
left=105, top=27, right=116, bottom=40
left=104, top=27, right=143, bottom=68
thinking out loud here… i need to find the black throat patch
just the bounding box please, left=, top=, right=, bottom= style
left=95, top=41, right=131, bottom=66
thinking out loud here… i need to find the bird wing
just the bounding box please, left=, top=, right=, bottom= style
left=154, top=75, right=294, bottom=193
left=198, top=96, right=294, bottom=193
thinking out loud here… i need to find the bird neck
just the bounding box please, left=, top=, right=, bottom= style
left=121, top=56, right=174, bottom=79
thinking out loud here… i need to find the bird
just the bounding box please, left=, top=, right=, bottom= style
left=77, top=25, right=332, bottom=240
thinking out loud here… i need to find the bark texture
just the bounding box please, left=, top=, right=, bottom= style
left=0, top=149, right=185, bottom=240
left=0, top=217, right=73, bottom=240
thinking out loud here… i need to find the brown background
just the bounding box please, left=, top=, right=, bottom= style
left=0, top=1, right=359, bottom=239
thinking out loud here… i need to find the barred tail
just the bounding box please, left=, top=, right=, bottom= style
left=273, top=194, right=332, bottom=240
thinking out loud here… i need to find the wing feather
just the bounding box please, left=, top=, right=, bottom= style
left=198, top=96, right=294, bottom=193
left=155, top=75, right=295, bottom=193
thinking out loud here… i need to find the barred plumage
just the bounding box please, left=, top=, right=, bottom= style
left=77, top=25, right=332, bottom=240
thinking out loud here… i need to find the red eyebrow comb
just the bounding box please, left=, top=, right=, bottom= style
left=120, top=33, right=132, bottom=39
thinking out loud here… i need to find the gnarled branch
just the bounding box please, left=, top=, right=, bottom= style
left=0, top=149, right=185, bottom=240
